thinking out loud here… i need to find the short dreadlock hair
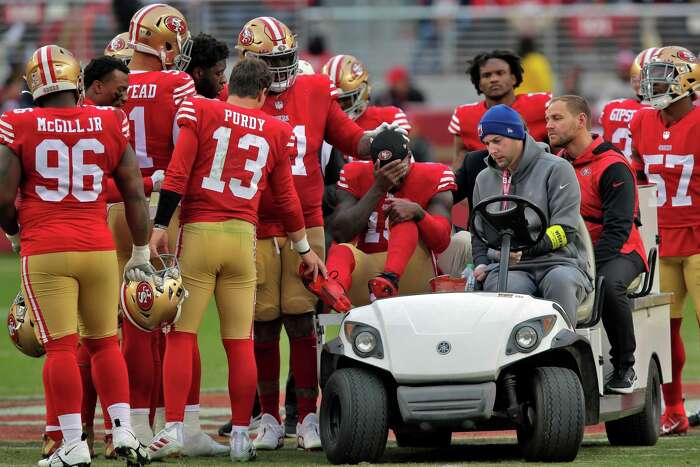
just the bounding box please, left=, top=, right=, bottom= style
left=467, top=50, right=524, bottom=95
left=185, top=33, right=229, bottom=74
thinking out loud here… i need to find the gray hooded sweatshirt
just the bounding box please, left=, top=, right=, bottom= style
left=472, top=135, right=591, bottom=278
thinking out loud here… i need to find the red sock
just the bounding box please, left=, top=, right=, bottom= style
left=187, top=341, right=201, bottom=406
left=384, top=222, right=419, bottom=278
left=326, top=243, right=355, bottom=290
left=289, top=335, right=318, bottom=422
left=83, top=335, right=129, bottom=410
left=662, top=318, right=686, bottom=413
left=44, top=334, right=82, bottom=417
left=151, top=331, right=165, bottom=423
left=43, top=363, right=59, bottom=430
left=254, top=339, right=280, bottom=422
left=121, top=319, right=155, bottom=410
left=77, top=341, right=97, bottom=427
left=163, top=331, right=195, bottom=422
left=223, top=338, right=257, bottom=426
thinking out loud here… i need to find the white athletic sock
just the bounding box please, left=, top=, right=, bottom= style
left=45, top=425, right=61, bottom=433
left=165, top=421, right=184, bottom=443
left=183, top=405, right=201, bottom=435
left=107, top=403, right=132, bottom=430
left=153, top=407, right=165, bottom=434
left=58, top=413, right=82, bottom=445
left=231, top=425, right=248, bottom=434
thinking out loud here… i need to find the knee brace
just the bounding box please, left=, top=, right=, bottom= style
left=282, top=313, right=315, bottom=340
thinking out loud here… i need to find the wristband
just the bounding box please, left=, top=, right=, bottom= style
left=545, top=225, right=568, bottom=250
left=153, top=224, right=168, bottom=230
left=131, top=244, right=150, bottom=263
left=292, top=235, right=311, bottom=254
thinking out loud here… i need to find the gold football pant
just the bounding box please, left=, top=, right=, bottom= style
left=343, top=242, right=436, bottom=307
left=255, top=226, right=326, bottom=322
left=660, top=254, right=700, bottom=321
left=174, top=220, right=257, bottom=339
left=20, top=251, right=119, bottom=343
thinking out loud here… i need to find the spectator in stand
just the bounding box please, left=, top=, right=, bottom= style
left=517, top=36, right=553, bottom=95
left=0, top=62, right=25, bottom=112
left=375, top=66, right=425, bottom=109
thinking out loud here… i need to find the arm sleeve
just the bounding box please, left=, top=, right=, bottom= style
left=325, top=99, right=365, bottom=156
left=594, top=163, right=636, bottom=265
left=161, top=124, right=198, bottom=195
left=418, top=213, right=451, bottom=253
left=270, top=134, right=305, bottom=233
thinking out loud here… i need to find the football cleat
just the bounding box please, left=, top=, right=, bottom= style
left=37, top=440, right=91, bottom=467
left=300, top=265, right=352, bottom=312
left=183, top=430, right=229, bottom=457
left=112, top=425, right=150, bottom=465
left=147, top=425, right=182, bottom=460
left=41, top=432, right=61, bottom=458
left=230, top=430, right=256, bottom=462
left=103, top=433, right=116, bottom=459
left=660, top=411, right=689, bottom=436
left=296, top=413, right=322, bottom=451
left=253, top=413, right=284, bottom=450
left=368, top=273, right=399, bottom=302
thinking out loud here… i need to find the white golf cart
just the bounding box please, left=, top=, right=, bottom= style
left=316, top=185, right=671, bottom=464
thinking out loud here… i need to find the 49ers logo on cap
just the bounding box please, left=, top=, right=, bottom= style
left=164, top=16, right=186, bottom=34
left=378, top=150, right=393, bottom=161
left=136, top=282, right=154, bottom=311
left=109, top=37, right=126, bottom=52
left=239, top=27, right=254, bottom=46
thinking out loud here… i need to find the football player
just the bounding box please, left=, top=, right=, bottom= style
left=119, top=3, right=223, bottom=456
left=84, top=55, right=130, bottom=107
left=598, top=48, right=659, bottom=163
left=185, top=33, right=228, bottom=100
left=0, top=45, right=149, bottom=467
left=630, top=46, right=700, bottom=436
left=309, top=129, right=455, bottom=308
left=448, top=50, right=550, bottom=168
left=146, top=57, right=325, bottom=461
left=235, top=16, right=403, bottom=451
left=105, top=32, right=133, bottom=65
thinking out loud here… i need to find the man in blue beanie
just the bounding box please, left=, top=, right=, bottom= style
left=470, top=104, right=592, bottom=325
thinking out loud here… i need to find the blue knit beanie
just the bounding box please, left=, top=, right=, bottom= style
left=477, top=104, right=526, bottom=141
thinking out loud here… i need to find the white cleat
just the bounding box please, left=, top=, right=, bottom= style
left=183, top=430, right=229, bottom=457
left=249, top=413, right=262, bottom=433
left=253, top=413, right=284, bottom=450
left=296, top=413, right=322, bottom=451
left=131, top=421, right=154, bottom=447
left=112, top=426, right=150, bottom=466
left=147, top=425, right=183, bottom=460
left=230, top=431, right=256, bottom=462
left=38, top=440, right=91, bottom=467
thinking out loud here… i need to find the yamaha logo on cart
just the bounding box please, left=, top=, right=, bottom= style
left=436, top=341, right=451, bottom=355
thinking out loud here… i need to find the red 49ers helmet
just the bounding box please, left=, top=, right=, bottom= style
left=120, top=254, right=187, bottom=332
left=7, top=291, right=45, bottom=358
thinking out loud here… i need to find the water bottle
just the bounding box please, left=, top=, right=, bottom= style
left=462, top=263, right=476, bottom=292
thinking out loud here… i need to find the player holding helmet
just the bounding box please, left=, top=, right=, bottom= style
left=0, top=44, right=150, bottom=467
left=630, top=45, right=700, bottom=435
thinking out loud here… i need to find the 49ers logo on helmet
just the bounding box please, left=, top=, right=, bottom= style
left=239, top=27, right=254, bottom=46
left=109, top=37, right=126, bottom=52
left=136, top=282, right=154, bottom=311
left=7, top=315, right=19, bottom=344
left=351, top=62, right=364, bottom=79
left=164, top=16, right=186, bottom=34
left=677, top=49, right=696, bottom=63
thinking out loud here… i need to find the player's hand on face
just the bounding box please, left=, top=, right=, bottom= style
left=374, top=159, right=408, bottom=193
left=384, top=198, right=424, bottom=224
left=300, top=249, right=327, bottom=281
left=149, top=227, right=169, bottom=258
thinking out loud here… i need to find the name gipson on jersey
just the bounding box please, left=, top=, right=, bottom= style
left=223, top=110, right=266, bottom=131
left=37, top=117, right=103, bottom=133
left=608, top=108, right=638, bottom=123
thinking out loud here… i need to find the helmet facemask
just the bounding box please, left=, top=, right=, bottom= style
left=338, top=82, right=369, bottom=120
left=171, top=33, right=192, bottom=71
left=641, top=60, right=691, bottom=110
left=248, top=48, right=298, bottom=93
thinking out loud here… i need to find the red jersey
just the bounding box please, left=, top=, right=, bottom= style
left=598, top=98, right=647, bottom=161
left=257, top=73, right=365, bottom=237
left=448, top=93, right=551, bottom=151
left=217, top=84, right=228, bottom=102
left=356, top=105, right=411, bottom=133
left=122, top=70, right=195, bottom=176
left=0, top=105, right=129, bottom=256
left=337, top=162, right=456, bottom=254
left=630, top=106, right=700, bottom=256
left=163, top=96, right=304, bottom=231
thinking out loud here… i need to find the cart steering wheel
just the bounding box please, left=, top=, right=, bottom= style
left=469, top=195, right=548, bottom=252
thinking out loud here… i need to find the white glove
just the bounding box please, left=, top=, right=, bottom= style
left=150, top=170, right=165, bottom=192
left=5, top=233, right=19, bottom=254
left=124, top=244, right=156, bottom=282
left=365, top=121, right=409, bottom=141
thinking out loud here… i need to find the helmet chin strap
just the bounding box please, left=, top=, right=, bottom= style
left=650, top=91, right=688, bottom=110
